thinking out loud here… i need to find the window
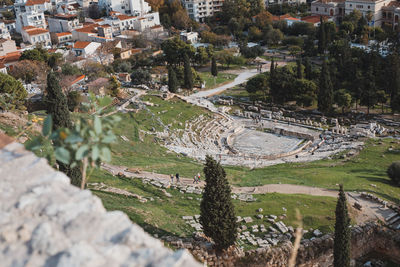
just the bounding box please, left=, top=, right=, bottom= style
left=316, top=7, right=318, bottom=11
left=368, top=5, right=370, bottom=9
left=350, top=4, right=352, bottom=7
left=356, top=5, right=363, bottom=8
left=325, top=8, right=327, bottom=12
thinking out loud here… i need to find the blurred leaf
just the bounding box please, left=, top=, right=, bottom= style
left=55, top=147, right=70, bottom=164
left=75, top=144, right=89, bottom=160
left=25, top=138, right=42, bottom=151
left=65, top=133, right=83, bottom=144
left=101, top=147, right=111, bottom=162
left=94, top=116, right=102, bottom=134
left=102, top=133, right=116, bottom=144
left=42, top=115, right=52, bottom=137
left=92, top=145, right=99, bottom=161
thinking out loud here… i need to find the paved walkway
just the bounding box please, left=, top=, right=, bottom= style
left=101, top=163, right=394, bottom=224
left=189, top=68, right=259, bottom=98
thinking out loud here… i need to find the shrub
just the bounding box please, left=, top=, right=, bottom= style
left=387, top=161, right=400, bottom=186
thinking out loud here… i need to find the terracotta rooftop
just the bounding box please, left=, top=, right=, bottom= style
left=301, top=15, right=330, bottom=23
left=271, top=14, right=300, bottom=21
left=56, top=32, right=72, bottom=37
left=0, top=51, right=22, bottom=64
left=23, top=27, right=48, bottom=36
left=116, top=15, right=136, bottom=21
left=73, top=41, right=91, bottom=49
left=25, top=0, right=49, bottom=6
left=74, top=24, right=98, bottom=34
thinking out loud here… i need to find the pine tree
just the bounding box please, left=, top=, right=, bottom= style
left=168, top=66, right=178, bottom=93
left=333, top=184, right=351, bottom=267
left=200, top=155, right=237, bottom=251
left=297, top=59, right=303, bottom=79
left=211, top=56, right=218, bottom=77
left=318, top=61, right=333, bottom=114
left=318, top=16, right=326, bottom=55
left=305, top=57, right=312, bottom=80
left=183, top=53, right=193, bottom=90
left=46, top=72, right=82, bottom=187
left=270, top=58, right=275, bottom=74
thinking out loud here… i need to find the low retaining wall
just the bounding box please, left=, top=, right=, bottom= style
left=168, top=222, right=400, bottom=267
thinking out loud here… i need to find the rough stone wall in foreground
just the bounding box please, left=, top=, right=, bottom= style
left=0, top=139, right=201, bottom=267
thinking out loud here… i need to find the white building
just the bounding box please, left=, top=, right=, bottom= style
left=182, top=0, right=223, bottom=22
left=51, top=31, right=73, bottom=44
left=345, top=0, right=391, bottom=26
left=72, top=41, right=101, bottom=57
left=14, top=0, right=49, bottom=33
left=21, top=26, right=52, bottom=46
left=311, top=0, right=345, bottom=22
left=0, top=22, right=11, bottom=39
left=102, top=12, right=160, bottom=34
left=98, top=0, right=151, bottom=16
left=0, top=63, right=7, bottom=74
left=180, top=30, right=198, bottom=43
left=48, top=13, right=82, bottom=33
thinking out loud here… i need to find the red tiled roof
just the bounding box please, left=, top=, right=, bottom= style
left=271, top=14, right=299, bottom=21
left=56, top=32, right=72, bottom=37
left=0, top=51, right=22, bottom=64
left=74, top=24, right=98, bottom=33
left=69, top=74, right=85, bottom=85
left=301, top=15, right=329, bottom=24
left=25, top=0, right=48, bottom=6
left=73, top=41, right=91, bottom=49
left=116, top=15, right=136, bottom=21
left=23, top=27, right=48, bottom=36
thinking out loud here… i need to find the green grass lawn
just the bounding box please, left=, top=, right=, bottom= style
left=90, top=169, right=338, bottom=240
left=225, top=138, right=400, bottom=203
left=198, top=72, right=237, bottom=89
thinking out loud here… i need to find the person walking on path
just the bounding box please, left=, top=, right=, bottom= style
left=193, top=174, right=197, bottom=184
left=176, top=173, right=180, bottom=183
left=170, top=174, right=174, bottom=183
left=197, top=173, right=201, bottom=183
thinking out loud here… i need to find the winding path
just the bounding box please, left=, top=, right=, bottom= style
left=101, top=163, right=394, bottom=224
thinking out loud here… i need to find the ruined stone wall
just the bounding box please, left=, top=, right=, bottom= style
left=169, top=222, right=400, bottom=267
left=0, top=136, right=201, bottom=267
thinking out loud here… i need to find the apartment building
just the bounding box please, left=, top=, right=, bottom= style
left=51, top=31, right=73, bottom=44
left=182, top=0, right=223, bottom=22
left=15, top=0, right=50, bottom=33
left=345, top=0, right=391, bottom=26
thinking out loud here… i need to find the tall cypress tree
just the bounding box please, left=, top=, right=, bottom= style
left=183, top=53, right=193, bottom=90
left=211, top=56, right=218, bottom=77
left=297, top=59, right=303, bottom=79
left=333, top=184, right=351, bottom=267
left=389, top=53, right=400, bottom=112
left=200, top=155, right=237, bottom=251
left=46, top=72, right=82, bottom=187
left=305, top=57, right=312, bottom=80
left=46, top=72, right=72, bottom=129
left=168, top=66, right=178, bottom=93
left=318, top=61, right=333, bottom=114
left=270, top=58, right=275, bottom=103
left=318, top=17, right=326, bottom=55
